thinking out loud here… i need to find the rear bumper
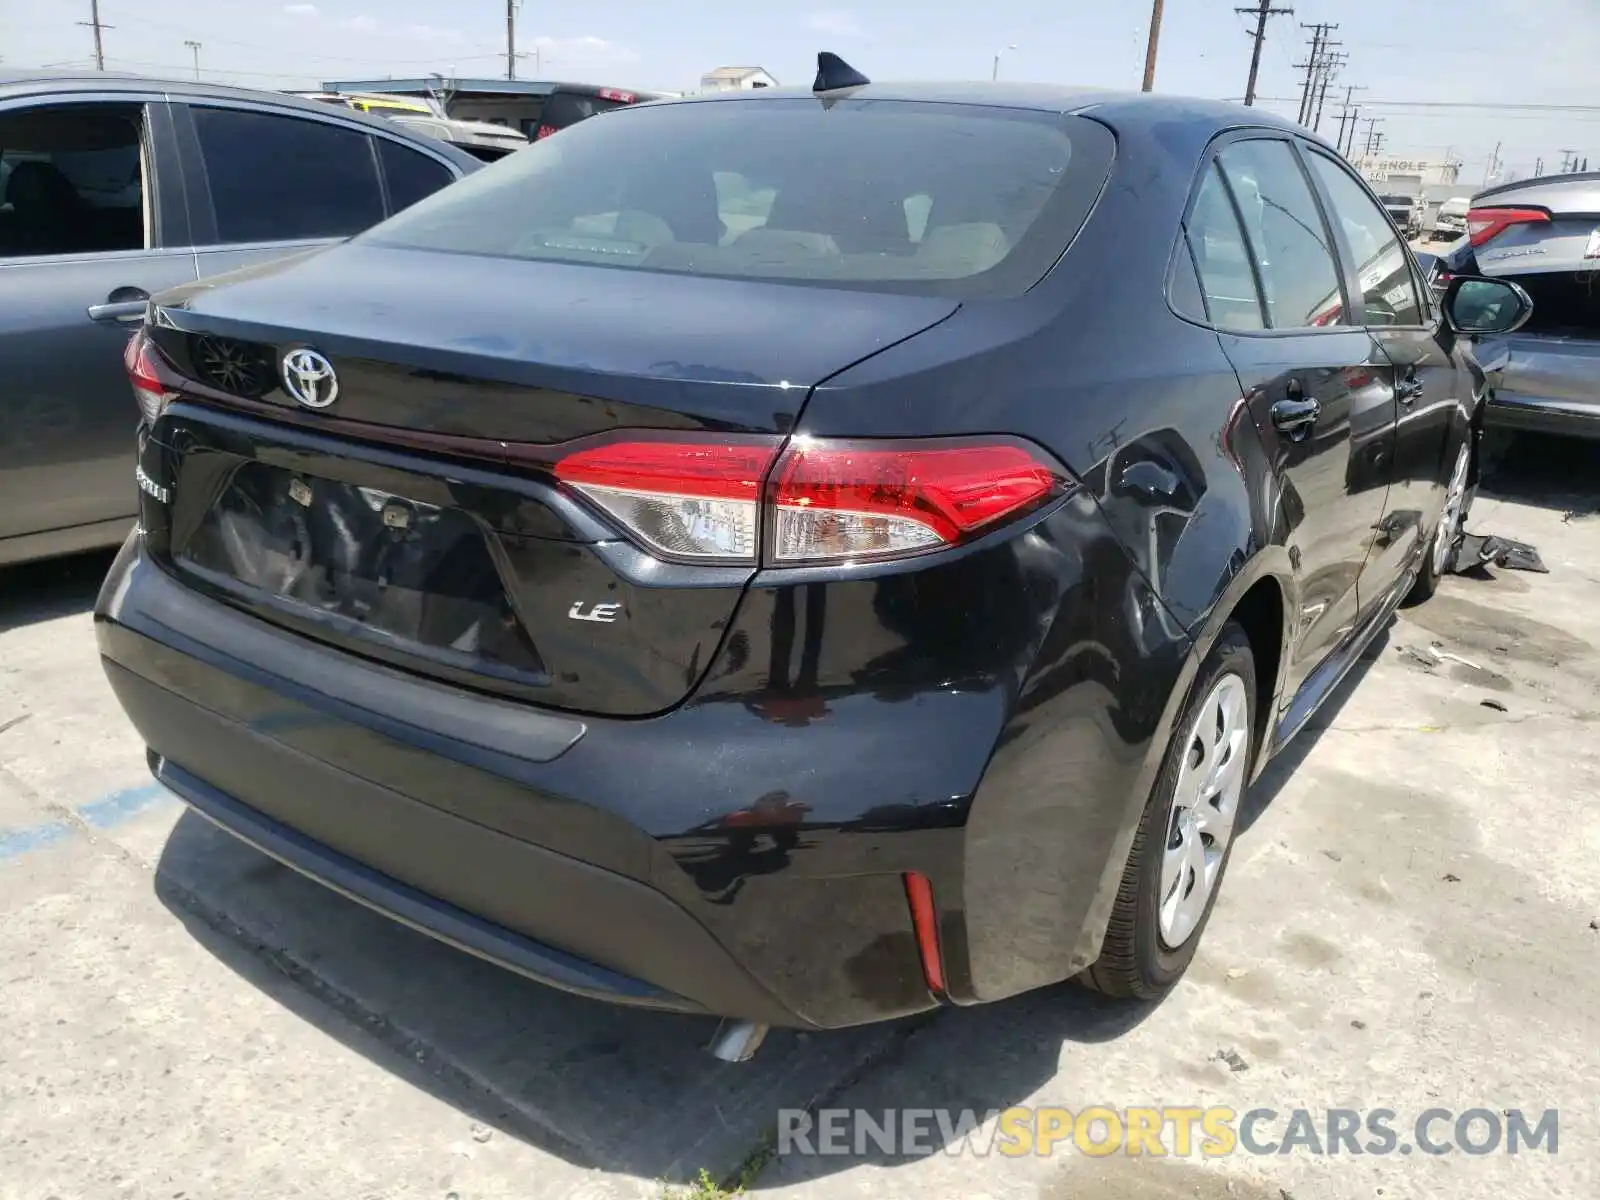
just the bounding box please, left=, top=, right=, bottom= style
left=1483, top=334, right=1600, bottom=440
left=96, top=533, right=986, bottom=1028
left=1485, top=392, right=1600, bottom=439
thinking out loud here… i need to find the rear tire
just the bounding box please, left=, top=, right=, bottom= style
left=1081, top=623, right=1256, bottom=1000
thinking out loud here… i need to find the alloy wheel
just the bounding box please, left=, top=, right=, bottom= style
left=1158, top=673, right=1250, bottom=948
left=1432, top=443, right=1472, bottom=578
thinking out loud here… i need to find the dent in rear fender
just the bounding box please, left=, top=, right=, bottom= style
left=654, top=505, right=1086, bottom=1022
left=958, top=490, right=1193, bottom=1001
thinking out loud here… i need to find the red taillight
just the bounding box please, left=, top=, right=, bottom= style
left=598, top=88, right=636, bottom=103
left=1466, top=206, right=1550, bottom=248
left=550, top=433, right=1071, bottom=567
left=554, top=435, right=780, bottom=564
left=903, top=872, right=946, bottom=995
left=769, top=437, right=1064, bottom=564
left=124, top=330, right=176, bottom=423
left=535, top=123, right=558, bottom=140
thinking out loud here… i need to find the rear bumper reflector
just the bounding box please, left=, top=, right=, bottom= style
left=903, top=871, right=947, bottom=996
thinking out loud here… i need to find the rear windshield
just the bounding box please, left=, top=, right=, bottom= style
left=363, top=98, right=1114, bottom=297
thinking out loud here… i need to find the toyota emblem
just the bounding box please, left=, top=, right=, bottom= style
left=281, top=347, right=339, bottom=409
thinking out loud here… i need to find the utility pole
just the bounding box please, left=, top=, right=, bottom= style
left=1371, top=130, right=1385, bottom=156
left=1335, top=84, right=1366, bottom=156
left=78, top=0, right=110, bottom=70
left=183, top=39, right=201, bottom=80
left=1362, top=116, right=1384, bottom=157
left=1342, top=108, right=1360, bottom=157
left=1141, top=0, right=1165, bottom=92
left=1534, top=156, right=1544, bottom=177
left=1295, top=22, right=1336, bottom=124
left=505, top=0, right=518, bottom=81
left=1236, top=0, right=1293, bottom=108
left=1312, top=48, right=1345, bottom=132
left=1483, top=141, right=1503, bottom=187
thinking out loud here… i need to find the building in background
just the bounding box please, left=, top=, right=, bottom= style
left=1352, top=154, right=1467, bottom=233
left=699, top=67, right=779, bottom=93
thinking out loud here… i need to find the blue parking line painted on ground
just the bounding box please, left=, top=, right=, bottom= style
left=0, top=821, right=72, bottom=862
left=77, top=783, right=172, bottom=829
left=0, top=781, right=179, bottom=863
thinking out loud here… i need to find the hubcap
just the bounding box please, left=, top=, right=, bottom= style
left=1158, top=673, right=1250, bottom=949
left=1432, top=443, right=1471, bottom=577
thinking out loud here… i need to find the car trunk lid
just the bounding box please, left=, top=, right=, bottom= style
left=141, top=243, right=960, bottom=717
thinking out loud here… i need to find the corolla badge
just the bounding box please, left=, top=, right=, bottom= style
left=281, top=347, right=339, bottom=409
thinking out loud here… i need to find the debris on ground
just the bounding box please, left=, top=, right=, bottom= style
left=1399, top=644, right=1441, bottom=669
left=1452, top=532, right=1549, bottom=574
left=1351, top=1019, right=1367, bottom=1030
left=1481, top=699, right=1509, bottom=712
left=1212, top=1048, right=1250, bottom=1073
left=1443, top=873, right=1462, bottom=883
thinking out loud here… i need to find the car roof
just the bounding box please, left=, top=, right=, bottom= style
left=656, top=80, right=1310, bottom=136
left=0, top=69, right=481, bottom=171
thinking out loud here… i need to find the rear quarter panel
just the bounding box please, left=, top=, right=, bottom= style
left=795, top=112, right=1297, bottom=998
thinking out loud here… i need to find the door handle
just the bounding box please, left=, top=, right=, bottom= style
left=1270, top=396, right=1321, bottom=443
left=1395, top=374, right=1425, bottom=405
left=87, top=287, right=151, bottom=324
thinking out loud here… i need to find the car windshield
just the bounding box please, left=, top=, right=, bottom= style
left=362, top=97, right=1113, bottom=297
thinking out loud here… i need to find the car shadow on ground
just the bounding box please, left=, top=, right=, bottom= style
left=149, top=632, right=1390, bottom=1190
left=0, top=549, right=115, bottom=633
left=1477, top=431, right=1600, bottom=520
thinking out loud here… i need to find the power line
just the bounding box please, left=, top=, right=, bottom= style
left=78, top=0, right=111, bottom=70
left=1235, top=0, right=1293, bottom=108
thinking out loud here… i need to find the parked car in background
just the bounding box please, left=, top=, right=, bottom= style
left=1378, top=192, right=1423, bottom=239
left=296, top=91, right=530, bottom=161
left=1431, top=195, right=1470, bottom=242
left=96, top=66, right=1532, bottom=1050
left=0, top=71, right=479, bottom=568
left=1431, top=172, right=1600, bottom=444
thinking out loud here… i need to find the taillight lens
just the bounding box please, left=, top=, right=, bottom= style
left=769, top=437, right=1065, bottom=564
left=554, top=436, right=778, bottom=564
left=551, top=433, right=1071, bottom=567
left=1466, top=206, right=1550, bottom=248
left=535, top=123, right=558, bottom=140
left=124, top=330, right=176, bottom=423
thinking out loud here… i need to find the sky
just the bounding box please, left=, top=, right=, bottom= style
left=7, top=0, right=1600, bottom=184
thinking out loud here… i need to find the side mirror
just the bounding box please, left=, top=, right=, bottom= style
left=1443, top=275, right=1534, bottom=336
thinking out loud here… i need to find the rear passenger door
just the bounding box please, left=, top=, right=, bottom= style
left=1184, top=135, right=1398, bottom=707
left=0, top=95, right=197, bottom=548
left=171, top=103, right=461, bottom=280
left=1302, top=148, right=1464, bottom=601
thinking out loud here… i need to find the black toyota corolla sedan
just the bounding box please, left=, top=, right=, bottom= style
left=96, top=58, right=1532, bottom=1053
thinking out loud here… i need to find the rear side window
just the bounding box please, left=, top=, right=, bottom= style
left=1184, top=164, right=1265, bottom=332
left=1305, top=152, right=1424, bottom=326
left=192, top=107, right=384, bottom=242
left=0, top=103, right=146, bottom=258
left=377, top=139, right=456, bottom=213
left=364, top=99, right=1116, bottom=298
left=1216, top=139, right=1344, bottom=329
